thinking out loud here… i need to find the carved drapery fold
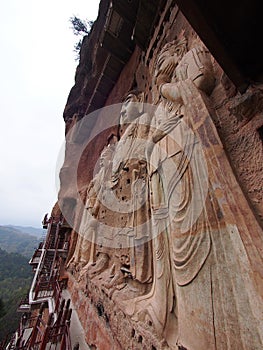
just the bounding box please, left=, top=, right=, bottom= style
left=69, top=37, right=263, bottom=350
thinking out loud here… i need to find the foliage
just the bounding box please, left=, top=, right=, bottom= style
left=0, top=226, right=41, bottom=258
left=0, top=285, right=30, bottom=342
left=0, top=248, right=32, bottom=285
left=0, top=247, right=33, bottom=342
left=73, top=39, right=83, bottom=60
left=69, top=15, right=94, bottom=60
left=69, top=16, right=93, bottom=36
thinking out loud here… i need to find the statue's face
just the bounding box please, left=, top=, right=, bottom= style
left=120, top=94, right=139, bottom=123
left=99, top=147, right=112, bottom=167
left=172, top=50, right=181, bottom=66
left=155, top=45, right=183, bottom=83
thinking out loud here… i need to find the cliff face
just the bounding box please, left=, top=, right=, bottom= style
left=58, top=1, right=263, bottom=349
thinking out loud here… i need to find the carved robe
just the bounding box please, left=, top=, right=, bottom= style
left=151, top=44, right=263, bottom=349
left=70, top=146, right=113, bottom=269
left=111, top=112, right=153, bottom=285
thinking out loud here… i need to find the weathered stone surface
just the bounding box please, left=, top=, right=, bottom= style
left=58, top=2, right=263, bottom=349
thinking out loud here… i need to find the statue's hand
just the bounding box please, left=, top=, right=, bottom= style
left=145, top=139, right=155, bottom=161
left=152, top=114, right=183, bottom=143
left=161, top=114, right=183, bottom=133
left=160, top=82, right=182, bottom=103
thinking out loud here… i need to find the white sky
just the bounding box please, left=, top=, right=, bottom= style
left=0, top=0, right=100, bottom=227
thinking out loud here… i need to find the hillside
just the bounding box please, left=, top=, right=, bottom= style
left=0, top=225, right=42, bottom=258
left=7, top=225, right=44, bottom=238
left=0, top=247, right=32, bottom=342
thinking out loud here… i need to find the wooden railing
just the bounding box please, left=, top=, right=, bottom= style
left=8, top=298, right=72, bottom=350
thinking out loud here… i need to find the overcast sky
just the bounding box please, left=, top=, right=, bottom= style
left=0, top=0, right=100, bottom=227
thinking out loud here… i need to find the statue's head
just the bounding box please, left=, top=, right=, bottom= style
left=154, top=37, right=188, bottom=86
left=99, top=145, right=114, bottom=168
left=120, top=90, right=144, bottom=124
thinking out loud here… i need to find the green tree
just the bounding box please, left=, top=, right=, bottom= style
left=0, top=248, right=32, bottom=342
left=69, top=16, right=93, bottom=60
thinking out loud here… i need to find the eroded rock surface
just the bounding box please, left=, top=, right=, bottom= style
left=59, top=3, right=263, bottom=349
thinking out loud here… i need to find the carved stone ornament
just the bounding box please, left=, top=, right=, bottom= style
left=71, top=37, right=263, bottom=350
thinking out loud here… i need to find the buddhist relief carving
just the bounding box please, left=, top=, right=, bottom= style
left=70, top=91, right=154, bottom=299
left=147, top=37, right=262, bottom=349
left=70, top=37, right=263, bottom=349
left=68, top=145, right=113, bottom=277
left=101, top=91, right=153, bottom=298
left=103, top=92, right=153, bottom=296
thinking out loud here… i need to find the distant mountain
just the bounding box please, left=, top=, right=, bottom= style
left=0, top=226, right=42, bottom=259
left=6, top=225, right=44, bottom=238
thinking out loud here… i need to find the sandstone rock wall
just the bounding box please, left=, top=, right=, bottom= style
left=58, top=2, right=263, bottom=349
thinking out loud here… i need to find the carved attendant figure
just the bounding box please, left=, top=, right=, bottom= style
left=68, top=145, right=113, bottom=277
left=102, top=91, right=153, bottom=298
left=150, top=37, right=262, bottom=349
